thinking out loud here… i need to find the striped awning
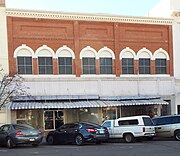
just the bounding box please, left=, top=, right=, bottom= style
left=102, top=99, right=168, bottom=107
left=9, top=99, right=168, bottom=110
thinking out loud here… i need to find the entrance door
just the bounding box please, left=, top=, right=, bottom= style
left=44, top=110, right=64, bottom=131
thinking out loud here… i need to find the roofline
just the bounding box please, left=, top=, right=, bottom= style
left=6, top=8, right=173, bottom=25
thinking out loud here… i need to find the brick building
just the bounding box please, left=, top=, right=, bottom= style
left=1, top=1, right=175, bottom=133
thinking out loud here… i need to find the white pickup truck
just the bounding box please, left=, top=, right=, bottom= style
left=102, top=115, right=155, bottom=143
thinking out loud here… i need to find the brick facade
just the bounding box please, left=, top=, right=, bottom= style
left=7, top=16, right=173, bottom=76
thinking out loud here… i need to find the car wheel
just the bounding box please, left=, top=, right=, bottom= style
left=47, top=135, right=54, bottom=145
left=124, top=134, right=134, bottom=143
left=175, top=131, right=180, bottom=141
left=75, top=135, right=84, bottom=146
left=32, top=143, right=39, bottom=147
left=6, top=137, right=14, bottom=149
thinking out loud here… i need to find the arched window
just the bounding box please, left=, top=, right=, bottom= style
left=35, top=45, right=55, bottom=74
left=120, top=47, right=136, bottom=74
left=56, top=46, right=75, bottom=74
left=14, top=44, right=34, bottom=74
left=137, top=48, right=152, bottom=74
left=154, top=48, right=169, bottom=74
left=80, top=46, right=97, bottom=74
left=98, top=47, right=115, bottom=74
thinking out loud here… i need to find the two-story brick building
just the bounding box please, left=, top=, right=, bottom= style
left=0, top=1, right=175, bottom=133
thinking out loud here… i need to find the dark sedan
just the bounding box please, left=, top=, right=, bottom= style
left=0, top=124, right=43, bottom=148
left=46, top=122, right=109, bottom=146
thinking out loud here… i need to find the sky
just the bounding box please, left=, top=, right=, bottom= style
left=5, top=0, right=160, bottom=16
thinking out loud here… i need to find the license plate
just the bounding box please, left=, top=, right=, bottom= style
left=30, top=138, right=35, bottom=141
left=99, top=130, right=104, bottom=134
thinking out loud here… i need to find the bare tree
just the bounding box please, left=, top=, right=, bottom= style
left=0, top=67, right=29, bottom=110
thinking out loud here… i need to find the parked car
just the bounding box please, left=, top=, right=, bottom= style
left=152, top=115, right=180, bottom=141
left=0, top=124, right=43, bottom=148
left=46, top=122, right=109, bottom=146
left=102, top=115, right=155, bottom=143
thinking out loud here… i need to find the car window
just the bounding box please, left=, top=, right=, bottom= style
left=13, top=125, right=34, bottom=130
left=81, top=123, right=100, bottom=128
left=172, top=116, right=180, bottom=124
left=143, top=117, right=154, bottom=126
left=118, top=119, right=138, bottom=126
left=102, top=121, right=111, bottom=128
left=60, top=124, right=71, bottom=129
left=0, top=125, right=10, bottom=132
left=156, top=117, right=172, bottom=126
left=68, top=124, right=79, bottom=129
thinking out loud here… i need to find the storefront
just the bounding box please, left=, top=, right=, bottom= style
left=9, top=96, right=169, bottom=135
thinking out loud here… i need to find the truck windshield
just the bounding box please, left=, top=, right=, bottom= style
left=143, top=117, right=154, bottom=126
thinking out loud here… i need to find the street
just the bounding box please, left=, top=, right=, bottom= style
left=0, top=138, right=180, bottom=156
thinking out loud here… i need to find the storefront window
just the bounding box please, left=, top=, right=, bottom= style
left=44, top=110, right=64, bottom=130
left=16, top=110, right=43, bottom=129
left=79, top=108, right=100, bottom=124
left=121, top=105, right=156, bottom=118
left=102, top=107, right=120, bottom=122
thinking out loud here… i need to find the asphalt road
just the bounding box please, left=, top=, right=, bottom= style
left=0, top=138, right=180, bottom=156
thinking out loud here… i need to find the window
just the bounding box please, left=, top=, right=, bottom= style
left=155, top=59, right=167, bottom=74
left=82, top=57, right=96, bottom=74
left=118, top=119, right=139, bottom=126
left=139, top=58, right=151, bottom=74
left=44, top=110, right=64, bottom=130
left=172, top=116, right=180, bottom=124
left=38, top=57, right=53, bottom=74
left=0, top=125, right=10, bottom=132
left=143, top=117, right=154, bottom=126
left=102, top=121, right=111, bottom=128
left=122, top=58, right=134, bottom=74
left=155, top=117, right=172, bottom=126
left=58, top=57, right=72, bottom=74
left=17, top=56, right=32, bottom=74
left=16, top=110, right=43, bottom=129
left=100, top=58, right=112, bottom=74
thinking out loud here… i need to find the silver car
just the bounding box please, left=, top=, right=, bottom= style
left=152, top=115, right=180, bottom=141
left=0, top=124, right=43, bottom=148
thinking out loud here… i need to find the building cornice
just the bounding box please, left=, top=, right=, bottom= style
left=6, top=9, right=173, bottom=25
left=172, top=12, right=180, bottom=17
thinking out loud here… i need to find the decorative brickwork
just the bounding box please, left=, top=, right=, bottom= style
left=6, top=10, right=173, bottom=76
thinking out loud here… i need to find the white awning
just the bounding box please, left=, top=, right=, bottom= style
left=9, top=101, right=106, bottom=110
left=9, top=99, right=168, bottom=110
left=102, top=99, right=168, bottom=107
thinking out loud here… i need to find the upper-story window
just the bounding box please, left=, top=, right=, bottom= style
left=17, top=56, right=32, bottom=74
left=14, top=44, right=34, bottom=75
left=120, top=47, right=135, bottom=74
left=38, top=57, right=53, bottom=74
left=82, top=57, right=96, bottom=74
left=35, top=45, right=55, bottom=75
left=80, top=46, right=97, bottom=74
left=139, top=58, right=151, bottom=74
left=154, top=48, right=169, bottom=75
left=58, top=57, right=72, bottom=74
left=137, top=48, right=152, bottom=74
left=56, top=46, right=75, bottom=75
left=122, top=58, right=134, bottom=74
left=155, top=59, right=167, bottom=74
left=100, top=58, right=112, bottom=74
left=98, top=47, right=115, bottom=74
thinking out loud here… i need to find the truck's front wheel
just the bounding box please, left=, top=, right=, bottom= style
left=124, top=133, right=134, bottom=143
